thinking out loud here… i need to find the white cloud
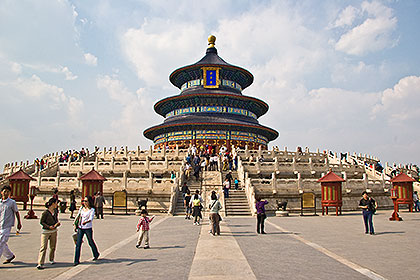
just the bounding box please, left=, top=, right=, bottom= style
left=84, top=53, right=98, bottom=66
left=61, top=66, right=78, bottom=80
left=96, top=75, right=155, bottom=144
left=12, top=74, right=83, bottom=120
left=372, top=76, right=420, bottom=123
left=20, top=63, right=78, bottom=81
left=10, top=62, right=22, bottom=74
left=334, top=1, right=398, bottom=55
left=330, top=5, right=358, bottom=28
left=122, top=20, right=205, bottom=87
left=14, top=74, right=66, bottom=99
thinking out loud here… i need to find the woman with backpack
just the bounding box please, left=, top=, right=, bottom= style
left=209, top=191, right=222, bottom=235
left=190, top=190, right=203, bottom=225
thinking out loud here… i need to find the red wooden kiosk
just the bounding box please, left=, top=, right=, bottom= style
left=7, top=169, right=35, bottom=210
left=318, top=171, right=345, bottom=216
left=389, top=187, right=403, bottom=221
left=79, top=169, right=106, bottom=199
left=389, top=173, right=415, bottom=213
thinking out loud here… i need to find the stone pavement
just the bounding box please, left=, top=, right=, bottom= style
left=0, top=209, right=418, bottom=280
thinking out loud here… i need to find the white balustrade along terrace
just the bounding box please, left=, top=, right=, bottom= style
left=95, top=146, right=189, bottom=160
left=58, top=158, right=184, bottom=174
left=32, top=175, right=177, bottom=194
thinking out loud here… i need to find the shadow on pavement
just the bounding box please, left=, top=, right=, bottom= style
left=0, top=261, right=38, bottom=269
left=374, top=231, right=405, bottom=235
left=96, top=258, right=157, bottom=266
left=9, top=232, right=31, bottom=237
left=227, top=224, right=249, bottom=227
left=149, top=245, right=185, bottom=250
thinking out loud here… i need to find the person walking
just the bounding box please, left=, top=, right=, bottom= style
left=181, top=182, right=189, bottom=200
left=256, top=197, right=268, bottom=234
left=190, top=191, right=203, bottom=225
left=413, top=191, right=420, bottom=212
left=234, top=178, right=239, bottom=190
left=52, top=189, right=60, bottom=217
left=223, top=179, right=230, bottom=199
left=359, top=191, right=377, bottom=235
left=184, top=190, right=192, bottom=220
left=136, top=209, right=155, bottom=249
left=37, top=198, right=61, bottom=269
left=69, top=190, right=77, bottom=219
left=0, top=185, right=22, bottom=264
left=208, top=191, right=222, bottom=236
left=74, top=196, right=100, bottom=266
left=94, top=192, right=105, bottom=219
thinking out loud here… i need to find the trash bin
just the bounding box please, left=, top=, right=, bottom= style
left=60, top=201, right=67, bottom=213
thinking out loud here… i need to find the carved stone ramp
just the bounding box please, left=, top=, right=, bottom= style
left=188, top=220, right=257, bottom=280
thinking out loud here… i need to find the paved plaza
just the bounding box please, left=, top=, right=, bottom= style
left=0, top=209, right=418, bottom=280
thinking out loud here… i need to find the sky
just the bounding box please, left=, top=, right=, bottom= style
left=1, top=0, right=420, bottom=170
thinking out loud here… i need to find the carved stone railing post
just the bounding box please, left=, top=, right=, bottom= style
left=38, top=172, right=42, bottom=187
left=297, top=172, right=302, bottom=189
left=148, top=172, right=153, bottom=191
left=56, top=171, right=60, bottom=187
left=77, top=171, right=82, bottom=189
left=111, top=157, right=115, bottom=172
left=123, top=171, right=128, bottom=189
left=342, top=171, right=347, bottom=189
left=272, top=172, right=277, bottom=194
left=146, top=156, right=150, bottom=170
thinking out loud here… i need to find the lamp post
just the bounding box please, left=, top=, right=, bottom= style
left=389, top=187, right=402, bottom=221
left=24, top=186, right=38, bottom=219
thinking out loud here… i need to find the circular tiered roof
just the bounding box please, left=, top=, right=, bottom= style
left=143, top=35, right=278, bottom=146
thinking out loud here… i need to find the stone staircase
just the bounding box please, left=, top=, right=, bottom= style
left=225, top=189, right=251, bottom=216
left=173, top=174, right=202, bottom=216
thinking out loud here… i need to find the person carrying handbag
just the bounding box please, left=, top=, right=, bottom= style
left=37, top=198, right=61, bottom=269
left=208, top=191, right=222, bottom=236
left=73, top=196, right=100, bottom=266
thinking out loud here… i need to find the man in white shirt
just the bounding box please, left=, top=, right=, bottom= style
left=0, top=185, right=22, bottom=264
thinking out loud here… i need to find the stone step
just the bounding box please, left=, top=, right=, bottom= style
left=225, top=213, right=251, bottom=216
left=225, top=207, right=250, bottom=210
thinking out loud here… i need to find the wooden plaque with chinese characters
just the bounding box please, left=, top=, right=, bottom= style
left=302, top=192, right=315, bottom=208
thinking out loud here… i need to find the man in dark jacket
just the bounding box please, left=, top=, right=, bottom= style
left=359, top=191, right=377, bottom=235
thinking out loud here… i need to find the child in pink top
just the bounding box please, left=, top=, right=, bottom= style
left=136, top=210, right=155, bottom=249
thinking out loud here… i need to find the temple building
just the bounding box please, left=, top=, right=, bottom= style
left=144, top=35, right=278, bottom=150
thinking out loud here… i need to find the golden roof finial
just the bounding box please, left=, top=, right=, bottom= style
left=208, top=35, right=216, bottom=48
